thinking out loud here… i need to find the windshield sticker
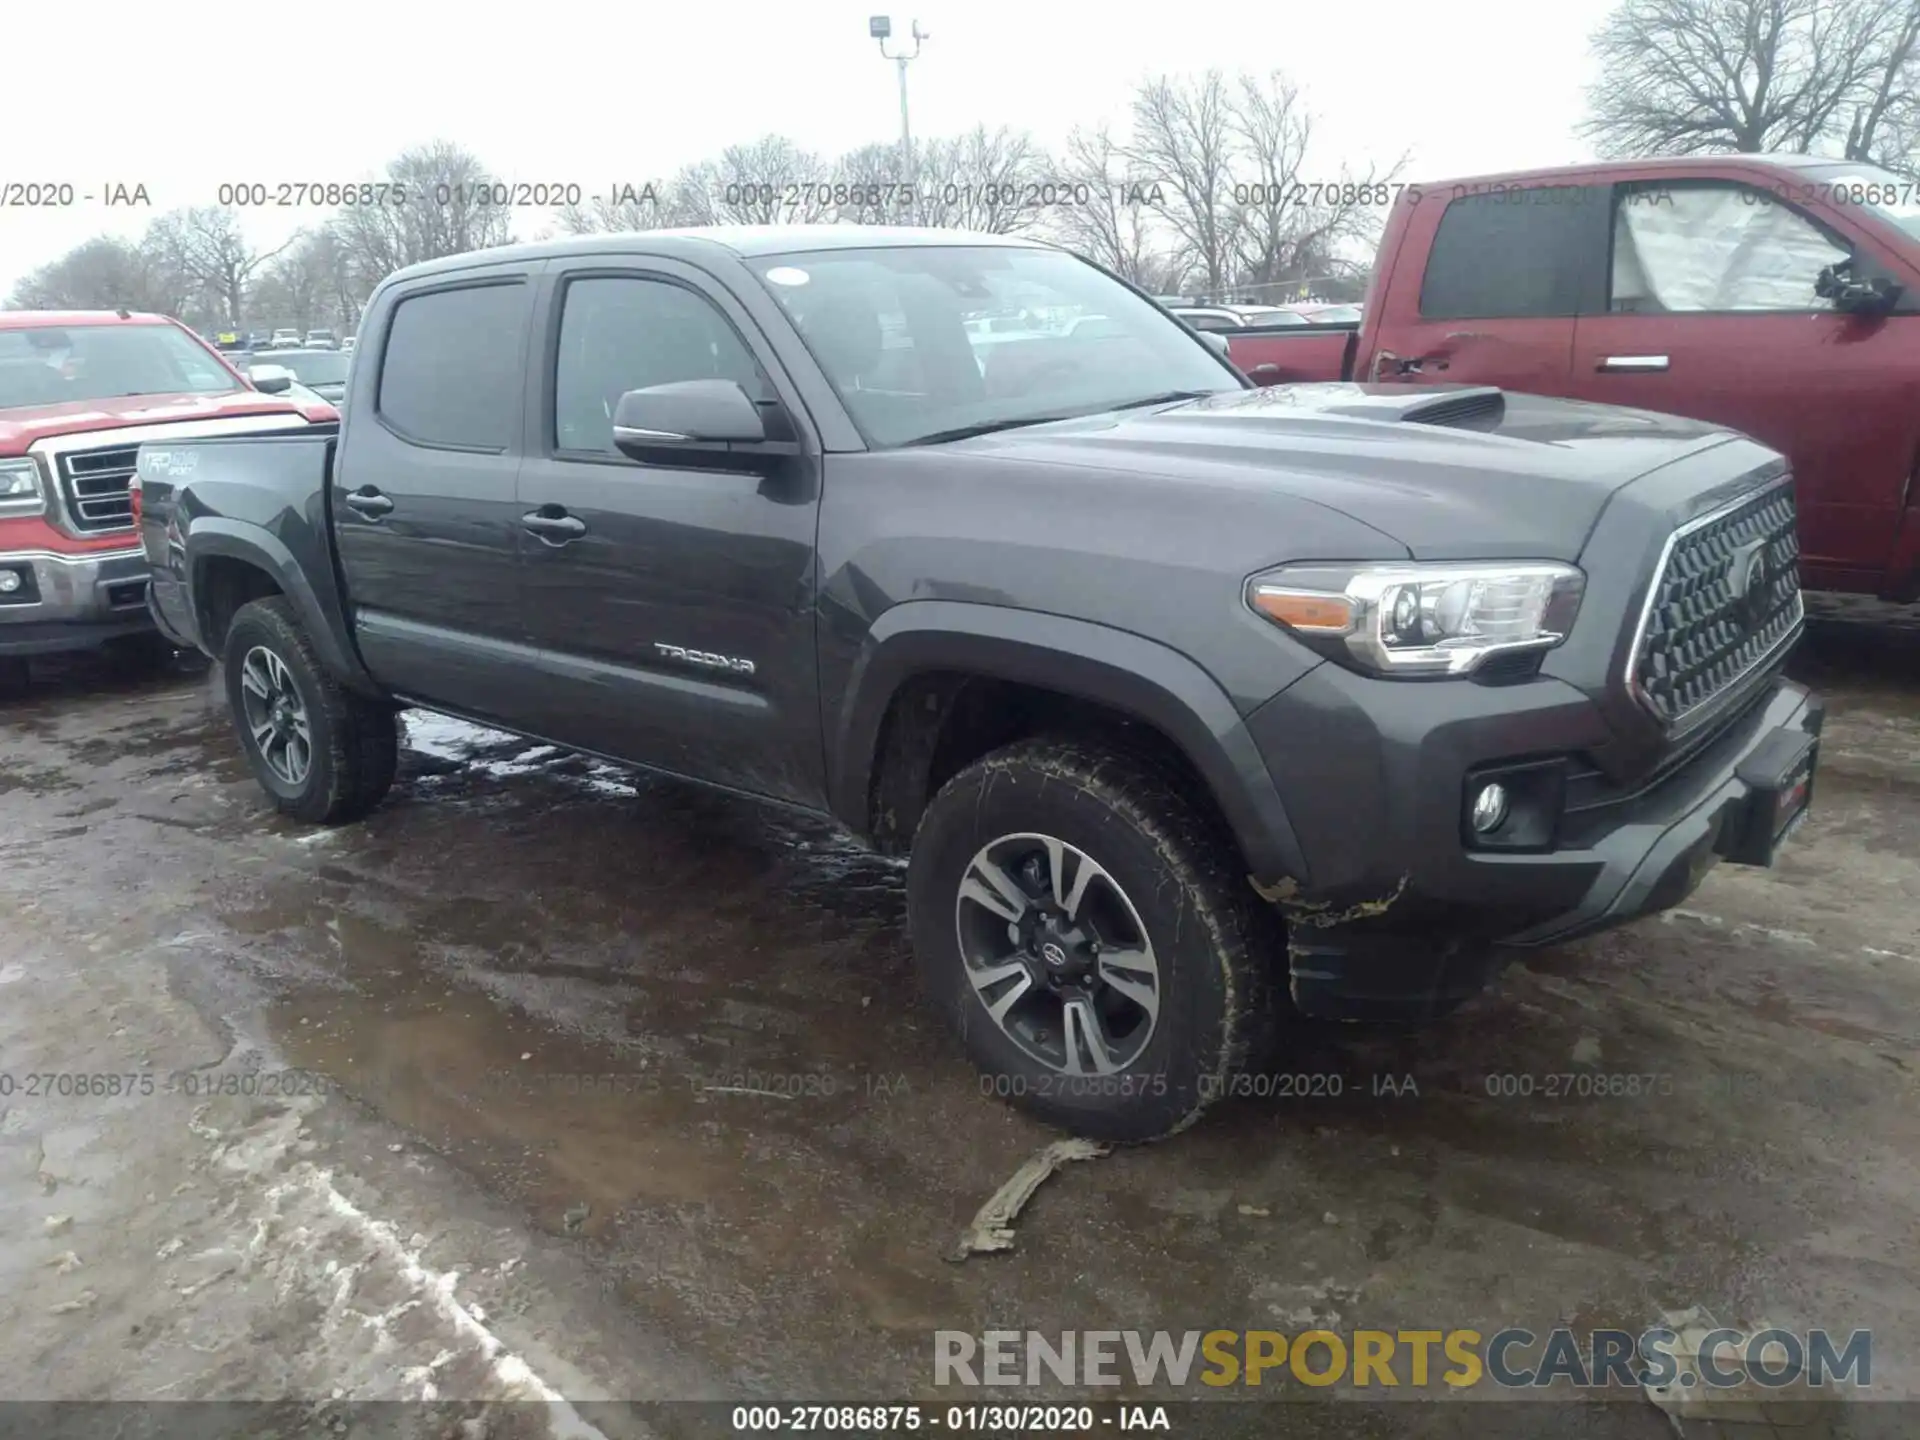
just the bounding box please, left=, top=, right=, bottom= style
left=764, top=266, right=810, bottom=287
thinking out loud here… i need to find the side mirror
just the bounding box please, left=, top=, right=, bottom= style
left=1816, top=260, right=1902, bottom=316
left=248, top=364, right=294, bottom=394
left=612, top=380, right=791, bottom=468
left=1199, top=331, right=1232, bottom=358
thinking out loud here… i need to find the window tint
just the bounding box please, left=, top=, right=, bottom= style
left=1610, top=183, right=1851, bottom=313
left=1420, top=186, right=1607, bottom=319
left=554, top=277, right=769, bottom=454
left=377, top=282, right=527, bottom=449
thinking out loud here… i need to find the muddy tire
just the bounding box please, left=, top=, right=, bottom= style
left=907, top=736, right=1280, bottom=1143
left=223, top=596, right=398, bottom=824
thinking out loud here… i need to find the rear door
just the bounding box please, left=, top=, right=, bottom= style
left=333, top=266, right=544, bottom=726
left=511, top=259, right=826, bottom=804
left=1368, top=182, right=1609, bottom=391
left=1567, top=178, right=1920, bottom=591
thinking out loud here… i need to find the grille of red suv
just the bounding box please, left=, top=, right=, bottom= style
left=57, top=446, right=141, bottom=532
left=1628, top=477, right=1803, bottom=731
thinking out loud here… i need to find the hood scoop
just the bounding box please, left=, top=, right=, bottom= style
left=1314, top=386, right=1507, bottom=431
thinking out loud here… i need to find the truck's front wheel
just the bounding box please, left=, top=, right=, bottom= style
left=223, top=597, right=398, bottom=824
left=907, top=737, right=1279, bottom=1143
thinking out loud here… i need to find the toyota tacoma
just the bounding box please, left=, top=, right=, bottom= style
left=132, top=228, right=1822, bottom=1140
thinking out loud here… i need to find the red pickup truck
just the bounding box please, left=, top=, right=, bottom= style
left=0, top=311, right=336, bottom=694
left=1225, top=153, right=1920, bottom=600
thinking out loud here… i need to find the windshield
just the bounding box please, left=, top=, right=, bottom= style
left=749, top=245, right=1240, bottom=447
left=1793, top=162, right=1920, bottom=240
left=258, top=350, right=351, bottom=385
left=0, top=323, right=240, bottom=410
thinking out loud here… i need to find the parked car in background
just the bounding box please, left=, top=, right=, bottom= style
left=1219, top=153, right=1920, bottom=601
left=304, top=329, right=338, bottom=349
left=341, top=336, right=356, bottom=354
left=0, top=310, right=336, bottom=695
left=134, top=226, right=1820, bottom=1140
left=269, top=328, right=302, bottom=349
left=240, top=348, right=350, bottom=404
left=1172, top=304, right=1312, bottom=332
left=212, top=330, right=243, bottom=351
left=1284, top=303, right=1364, bottom=325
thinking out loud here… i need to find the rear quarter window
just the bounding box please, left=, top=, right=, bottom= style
left=1419, top=185, right=1609, bottom=319
left=376, top=280, right=529, bottom=450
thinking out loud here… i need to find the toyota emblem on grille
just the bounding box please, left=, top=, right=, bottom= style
left=1727, top=539, right=1773, bottom=632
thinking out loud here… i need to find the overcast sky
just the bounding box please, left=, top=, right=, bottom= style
left=4, top=0, right=1615, bottom=297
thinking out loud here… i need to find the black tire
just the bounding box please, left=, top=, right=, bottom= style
left=0, top=656, right=28, bottom=700
left=907, top=736, right=1281, bottom=1143
left=222, top=596, right=398, bottom=824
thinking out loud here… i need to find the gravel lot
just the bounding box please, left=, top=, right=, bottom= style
left=1, top=596, right=1916, bottom=1439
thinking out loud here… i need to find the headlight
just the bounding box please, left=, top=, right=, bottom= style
left=1248, top=561, right=1586, bottom=677
left=0, top=457, right=45, bottom=516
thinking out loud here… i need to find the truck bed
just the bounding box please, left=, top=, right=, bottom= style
left=136, top=431, right=345, bottom=660
left=1224, top=322, right=1360, bottom=385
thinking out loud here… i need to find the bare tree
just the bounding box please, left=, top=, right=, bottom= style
left=145, top=207, right=295, bottom=326
left=1582, top=0, right=1912, bottom=155
left=332, top=142, right=515, bottom=296
left=1841, top=0, right=1920, bottom=167
left=912, top=126, right=1051, bottom=233
left=1230, top=71, right=1405, bottom=289
left=556, top=178, right=676, bottom=234
left=708, top=135, right=834, bottom=224
left=5, top=236, right=182, bottom=313
left=1127, top=71, right=1242, bottom=298
left=1051, top=125, right=1162, bottom=279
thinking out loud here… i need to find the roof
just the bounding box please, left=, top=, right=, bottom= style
left=1422, top=152, right=1853, bottom=190
left=0, top=310, right=173, bottom=329
left=386, top=224, right=1055, bottom=286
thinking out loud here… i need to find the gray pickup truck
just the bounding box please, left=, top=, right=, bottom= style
left=132, top=226, right=1822, bottom=1140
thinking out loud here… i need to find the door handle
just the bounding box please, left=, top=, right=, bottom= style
left=522, top=508, right=586, bottom=543
left=1249, top=363, right=1281, bottom=378
left=343, top=488, right=393, bottom=517
left=1599, top=354, right=1669, bottom=373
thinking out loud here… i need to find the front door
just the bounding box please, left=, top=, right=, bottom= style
left=1568, top=179, right=1920, bottom=592
left=512, top=261, right=826, bottom=805
left=333, top=270, right=542, bottom=725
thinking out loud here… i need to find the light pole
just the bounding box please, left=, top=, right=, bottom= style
left=869, top=16, right=928, bottom=176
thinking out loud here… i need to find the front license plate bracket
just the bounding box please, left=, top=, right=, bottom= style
left=1721, top=728, right=1817, bottom=866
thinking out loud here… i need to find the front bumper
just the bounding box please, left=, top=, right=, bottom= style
left=1247, top=661, right=1823, bottom=1019
left=0, top=546, right=154, bottom=656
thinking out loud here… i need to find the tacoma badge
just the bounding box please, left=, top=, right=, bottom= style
left=654, top=642, right=756, bottom=675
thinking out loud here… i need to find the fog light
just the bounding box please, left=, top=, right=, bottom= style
left=1470, top=782, right=1510, bottom=834
left=0, top=570, right=21, bottom=593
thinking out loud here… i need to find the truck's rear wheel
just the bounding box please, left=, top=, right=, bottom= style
left=907, top=736, right=1279, bottom=1143
left=223, top=597, right=398, bottom=824
left=0, top=656, right=28, bottom=700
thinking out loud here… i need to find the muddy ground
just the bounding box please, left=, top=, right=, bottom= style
left=1, top=597, right=1917, bottom=1440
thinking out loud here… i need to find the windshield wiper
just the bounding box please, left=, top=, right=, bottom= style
left=1106, top=389, right=1218, bottom=411
left=902, top=414, right=1078, bottom=447
left=904, top=391, right=1219, bottom=448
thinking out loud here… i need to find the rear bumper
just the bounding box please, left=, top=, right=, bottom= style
left=0, top=546, right=153, bottom=656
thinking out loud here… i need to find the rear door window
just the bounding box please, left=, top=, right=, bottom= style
left=377, top=280, right=530, bottom=450
left=1420, top=185, right=1610, bottom=319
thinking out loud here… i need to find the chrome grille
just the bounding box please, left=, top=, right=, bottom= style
left=58, top=445, right=140, bottom=532
left=1629, top=479, right=1803, bottom=730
